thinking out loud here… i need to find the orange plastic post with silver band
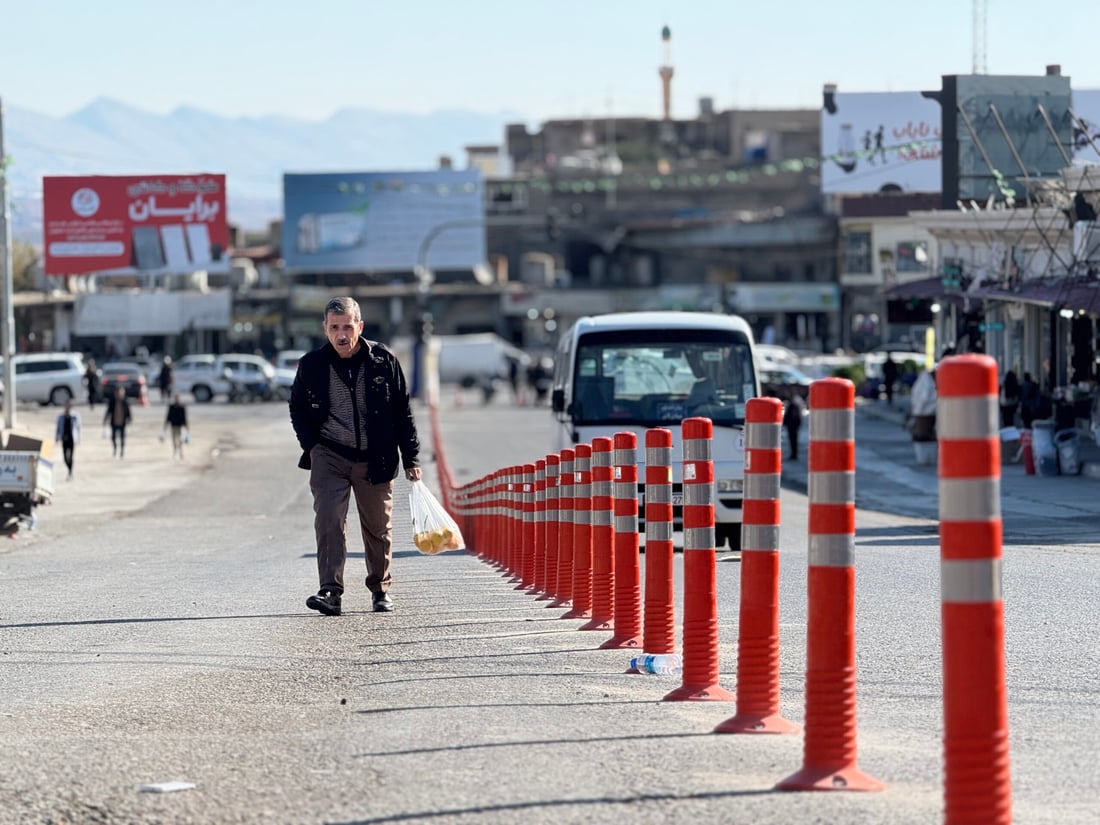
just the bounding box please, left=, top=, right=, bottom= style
left=581, top=437, right=615, bottom=631
left=517, top=464, right=536, bottom=590
left=777, top=378, right=882, bottom=791
left=509, top=465, right=525, bottom=582
left=641, top=428, right=676, bottom=659
left=937, top=355, right=1012, bottom=825
left=600, top=432, right=642, bottom=649
left=716, top=397, right=799, bottom=734
left=505, top=467, right=522, bottom=580
left=540, top=454, right=560, bottom=601
left=532, top=459, right=547, bottom=594
left=495, top=468, right=510, bottom=573
left=564, top=444, right=594, bottom=619
left=485, top=470, right=501, bottom=567
left=551, top=449, right=576, bottom=608
left=511, top=466, right=526, bottom=582
left=493, top=469, right=508, bottom=569
left=664, top=417, right=734, bottom=702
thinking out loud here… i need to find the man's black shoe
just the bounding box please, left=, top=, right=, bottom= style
left=306, top=589, right=342, bottom=616
left=372, top=592, right=394, bottom=613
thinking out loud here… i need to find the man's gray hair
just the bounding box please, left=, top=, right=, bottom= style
left=324, top=296, right=362, bottom=323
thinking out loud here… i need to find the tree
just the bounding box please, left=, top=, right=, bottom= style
left=12, top=240, right=39, bottom=291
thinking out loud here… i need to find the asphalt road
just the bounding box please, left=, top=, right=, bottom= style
left=0, top=396, right=1096, bottom=824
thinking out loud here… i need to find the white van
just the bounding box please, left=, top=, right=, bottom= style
left=436, top=333, right=529, bottom=387
left=550, top=311, right=760, bottom=550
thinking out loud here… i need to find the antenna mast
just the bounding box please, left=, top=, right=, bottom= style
left=972, top=0, right=988, bottom=74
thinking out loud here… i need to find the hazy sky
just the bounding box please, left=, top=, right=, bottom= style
left=3, top=0, right=1098, bottom=122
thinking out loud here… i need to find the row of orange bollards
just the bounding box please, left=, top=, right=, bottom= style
left=442, top=357, right=1011, bottom=822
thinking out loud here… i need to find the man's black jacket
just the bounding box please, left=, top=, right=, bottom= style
left=288, top=341, right=420, bottom=483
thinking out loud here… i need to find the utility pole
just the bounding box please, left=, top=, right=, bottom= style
left=0, top=98, right=16, bottom=430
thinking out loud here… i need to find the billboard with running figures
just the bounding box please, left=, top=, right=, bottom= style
left=43, top=174, right=229, bottom=276
left=282, top=170, right=485, bottom=273
left=821, top=90, right=943, bottom=194
left=1073, top=88, right=1100, bottom=165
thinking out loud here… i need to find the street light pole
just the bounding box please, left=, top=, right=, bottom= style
left=412, top=215, right=549, bottom=402
left=0, top=99, right=16, bottom=430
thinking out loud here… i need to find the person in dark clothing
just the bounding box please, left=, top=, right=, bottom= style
left=54, top=400, right=81, bottom=479
left=882, top=353, right=899, bottom=406
left=1019, top=372, right=1041, bottom=428
left=289, top=296, right=421, bottom=617
left=1000, top=370, right=1020, bottom=428
left=164, top=393, right=189, bottom=459
left=783, top=391, right=805, bottom=461
left=84, top=359, right=100, bottom=408
left=103, top=385, right=132, bottom=458
left=508, top=356, right=522, bottom=405
left=156, top=356, right=174, bottom=403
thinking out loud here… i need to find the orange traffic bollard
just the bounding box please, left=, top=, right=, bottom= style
left=518, top=464, right=536, bottom=590
left=600, top=432, right=642, bottom=649
left=664, top=418, right=734, bottom=702
left=532, top=459, right=547, bottom=595
left=716, top=397, right=798, bottom=734
left=552, top=449, right=575, bottom=608
left=506, top=466, right=523, bottom=582
left=565, top=444, right=594, bottom=619
left=641, top=428, right=676, bottom=659
left=540, top=454, right=560, bottom=601
left=581, top=437, right=615, bottom=631
left=778, top=378, right=882, bottom=791
left=938, top=355, right=1012, bottom=824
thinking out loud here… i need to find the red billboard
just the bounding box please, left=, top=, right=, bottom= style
left=43, top=174, right=230, bottom=276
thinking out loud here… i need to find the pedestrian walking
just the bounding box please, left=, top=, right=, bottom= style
left=54, top=400, right=81, bottom=479
left=882, top=353, right=899, bottom=406
left=156, top=356, right=174, bottom=403
left=1000, top=369, right=1020, bottom=428
left=103, top=385, right=132, bottom=458
left=289, top=296, right=422, bottom=617
left=508, top=356, right=523, bottom=405
left=163, top=393, right=189, bottom=459
left=783, top=391, right=805, bottom=460
left=84, top=358, right=100, bottom=408
left=1019, top=372, right=1041, bottom=428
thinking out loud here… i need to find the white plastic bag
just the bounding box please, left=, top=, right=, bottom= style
left=408, top=480, right=465, bottom=554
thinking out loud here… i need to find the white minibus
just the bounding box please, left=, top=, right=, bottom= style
left=550, top=311, right=760, bottom=550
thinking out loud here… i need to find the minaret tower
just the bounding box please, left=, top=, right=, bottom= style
left=658, top=25, right=674, bottom=121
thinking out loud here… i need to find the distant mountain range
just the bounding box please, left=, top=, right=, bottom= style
left=5, top=97, right=524, bottom=238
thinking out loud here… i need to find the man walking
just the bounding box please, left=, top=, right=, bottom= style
left=55, top=400, right=81, bottom=479
left=882, top=353, right=899, bottom=406
left=103, top=385, right=132, bottom=458
left=289, top=296, right=421, bottom=617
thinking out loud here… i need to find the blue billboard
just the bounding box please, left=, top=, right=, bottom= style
left=282, top=170, right=485, bottom=273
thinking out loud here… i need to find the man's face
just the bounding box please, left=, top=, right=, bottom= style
left=325, top=311, right=364, bottom=359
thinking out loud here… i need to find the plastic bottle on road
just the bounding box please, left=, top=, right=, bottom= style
left=629, top=653, right=683, bottom=675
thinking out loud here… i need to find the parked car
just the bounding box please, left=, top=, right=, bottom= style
left=272, top=349, right=306, bottom=400
left=0, top=353, right=87, bottom=406
left=759, top=364, right=814, bottom=402
left=172, top=353, right=276, bottom=402
left=98, top=362, right=148, bottom=401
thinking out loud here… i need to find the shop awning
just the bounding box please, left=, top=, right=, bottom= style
left=969, top=277, right=1100, bottom=315
left=883, top=276, right=971, bottom=308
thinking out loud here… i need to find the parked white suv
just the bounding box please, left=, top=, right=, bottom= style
left=0, top=353, right=87, bottom=406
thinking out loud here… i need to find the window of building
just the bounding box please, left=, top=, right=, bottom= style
left=843, top=231, right=872, bottom=274
left=896, top=241, right=929, bottom=273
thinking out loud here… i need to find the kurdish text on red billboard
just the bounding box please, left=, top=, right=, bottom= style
left=43, top=174, right=229, bottom=276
